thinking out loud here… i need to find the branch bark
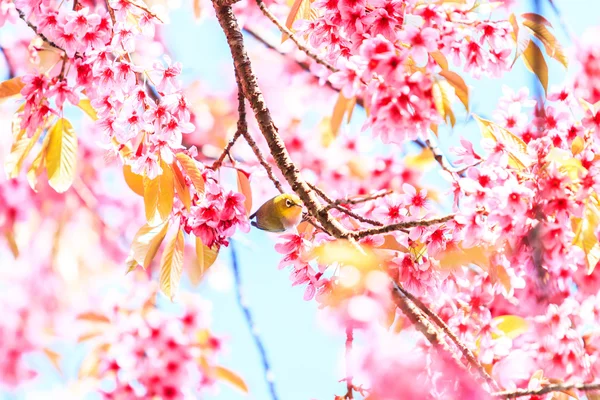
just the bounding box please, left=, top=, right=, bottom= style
left=493, top=382, right=600, bottom=398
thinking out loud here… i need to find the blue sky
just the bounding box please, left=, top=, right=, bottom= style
left=2, top=1, right=600, bottom=399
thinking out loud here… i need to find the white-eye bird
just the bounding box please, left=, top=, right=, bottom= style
left=249, top=193, right=303, bottom=232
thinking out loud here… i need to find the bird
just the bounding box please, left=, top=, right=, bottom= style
left=249, top=193, right=304, bottom=232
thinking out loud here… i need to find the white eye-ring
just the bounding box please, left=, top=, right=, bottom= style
left=285, top=199, right=292, bottom=207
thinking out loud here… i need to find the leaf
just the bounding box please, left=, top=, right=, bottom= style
left=131, top=220, right=170, bottom=269
left=440, top=70, right=469, bottom=112
left=572, top=199, right=600, bottom=274
left=5, top=127, right=43, bottom=179
left=546, top=148, right=585, bottom=180
left=123, top=164, right=144, bottom=196
left=331, top=92, right=354, bottom=137
left=405, top=147, right=435, bottom=169
left=436, top=243, right=490, bottom=272
left=509, top=13, right=519, bottom=42
left=521, top=12, right=553, bottom=28
left=76, top=312, right=111, bottom=324
left=430, top=51, right=448, bottom=70
left=432, top=80, right=455, bottom=126
left=175, top=153, right=205, bottom=197
left=571, top=136, right=584, bottom=156
left=190, top=236, right=219, bottom=286
left=27, top=135, right=49, bottom=192
left=236, top=169, right=252, bottom=216
left=193, top=0, right=202, bottom=20
left=0, top=77, right=25, bottom=99
left=312, top=240, right=380, bottom=269
left=77, top=331, right=103, bottom=343
left=159, top=229, right=184, bottom=300
left=522, top=40, right=548, bottom=95
left=319, top=116, right=335, bottom=147
left=143, top=161, right=174, bottom=226
left=42, top=348, right=62, bottom=374
left=492, top=315, right=530, bottom=339
left=78, top=343, right=109, bottom=379
left=46, top=118, right=78, bottom=193
left=214, top=366, right=249, bottom=394
left=172, top=162, right=191, bottom=210
left=4, top=230, right=19, bottom=258
left=522, top=20, right=568, bottom=68
left=473, top=115, right=530, bottom=170
left=77, top=99, right=98, bottom=121
left=282, top=0, right=311, bottom=43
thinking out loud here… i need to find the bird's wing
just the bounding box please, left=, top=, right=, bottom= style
left=251, top=219, right=285, bottom=232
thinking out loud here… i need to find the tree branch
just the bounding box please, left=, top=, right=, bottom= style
left=16, top=8, right=64, bottom=53
left=230, top=240, right=280, bottom=400
left=254, top=0, right=336, bottom=73
left=493, top=382, right=600, bottom=399
left=350, top=215, right=455, bottom=239
left=397, top=285, right=499, bottom=391
left=345, top=327, right=354, bottom=399
left=308, top=183, right=383, bottom=227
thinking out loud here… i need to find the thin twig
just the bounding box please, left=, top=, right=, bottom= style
left=230, top=241, right=280, bottom=400
left=16, top=8, right=64, bottom=52
left=254, top=0, right=336, bottom=72
left=211, top=132, right=242, bottom=170
left=308, top=183, right=383, bottom=226
left=345, top=327, right=354, bottom=399
left=350, top=215, right=455, bottom=239
left=397, top=286, right=500, bottom=391
left=493, top=382, right=600, bottom=399
left=327, top=190, right=393, bottom=208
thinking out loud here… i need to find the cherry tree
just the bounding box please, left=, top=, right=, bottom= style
left=1, top=0, right=600, bottom=398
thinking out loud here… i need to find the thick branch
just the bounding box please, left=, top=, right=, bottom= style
left=212, top=2, right=351, bottom=239
left=397, top=286, right=499, bottom=391
left=493, top=382, right=600, bottom=399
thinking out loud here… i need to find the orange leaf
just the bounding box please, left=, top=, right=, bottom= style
left=42, top=348, right=62, bottom=374
left=440, top=70, right=469, bottom=112
left=4, top=229, right=19, bottom=258
left=522, top=19, right=568, bottom=68
left=76, top=312, right=111, bottom=324
left=175, top=152, right=205, bottom=196
left=331, top=92, right=354, bottom=137
left=77, top=331, right=104, bottom=343
left=521, top=12, right=553, bottom=28
left=143, top=161, right=174, bottom=226
left=0, top=77, right=25, bottom=99
left=172, top=162, right=191, bottom=211
left=190, top=236, right=219, bottom=286
left=429, top=51, right=448, bottom=70
left=236, top=169, right=252, bottom=215
left=159, top=229, right=184, bottom=300
left=131, top=220, right=170, bottom=269
left=522, top=40, right=548, bottom=95
left=282, top=0, right=311, bottom=43
left=193, top=0, right=202, bottom=20
left=123, top=164, right=144, bottom=196
left=77, top=99, right=98, bottom=121
left=214, top=366, right=249, bottom=394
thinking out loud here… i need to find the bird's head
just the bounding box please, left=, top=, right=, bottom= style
left=274, top=193, right=303, bottom=228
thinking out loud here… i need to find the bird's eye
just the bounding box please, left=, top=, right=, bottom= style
left=285, top=199, right=292, bottom=207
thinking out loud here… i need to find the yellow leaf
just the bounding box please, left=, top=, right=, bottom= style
left=331, top=92, right=354, bottom=137
left=312, top=240, right=380, bottom=269
left=282, top=0, right=312, bottom=43
left=131, top=220, right=170, bottom=269
left=172, top=162, right=191, bottom=210
left=546, top=148, right=585, bottom=180
left=76, top=312, right=111, bottom=324
left=572, top=200, right=600, bottom=274
left=214, top=366, right=249, bottom=394
left=522, top=20, right=568, bottom=68
left=42, top=348, right=62, bottom=374
left=236, top=169, right=252, bottom=216
left=4, top=230, right=19, bottom=258
left=405, top=148, right=435, bottom=169
left=522, top=41, right=548, bottom=95
left=509, top=13, right=519, bottom=42
left=473, top=115, right=530, bottom=170
left=436, top=243, right=490, bottom=271
left=440, top=70, right=469, bottom=112
left=521, top=12, right=553, bottom=28
left=159, top=229, right=185, bottom=300
left=27, top=139, right=49, bottom=192
left=5, top=126, right=43, bottom=179
left=0, top=77, right=25, bottom=99
left=77, top=99, right=98, bottom=121
left=143, top=161, right=174, bottom=226
left=430, top=51, right=448, bottom=70
left=190, top=236, right=219, bottom=286
left=175, top=152, right=205, bottom=197
left=319, top=116, right=335, bottom=147
left=123, top=164, right=145, bottom=196
left=78, top=343, right=109, bottom=379
left=193, top=0, right=202, bottom=20
left=571, top=136, right=584, bottom=156
left=46, top=118, right=78, bottom=193
left=492, top=315, right=530, bottom=339
left=432, top=80, right=455, bottom=126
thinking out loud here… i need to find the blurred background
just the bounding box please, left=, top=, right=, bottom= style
left=0, top=0, right=599, bottom=399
